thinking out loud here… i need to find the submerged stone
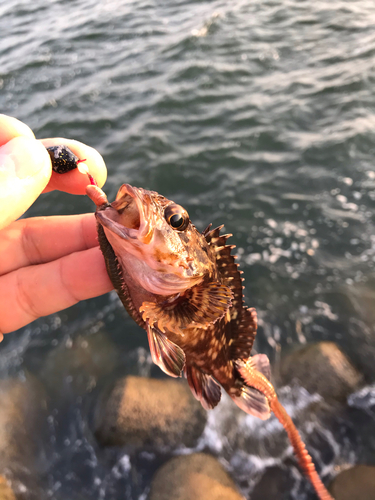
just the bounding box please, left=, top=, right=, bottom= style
left=0, top=374, right=47, bottom=496
left=0, top=476, right=16, bottom=500
left=149, top=453, right=244, bottom=500
left=277, top=341, right=363, bottom=402
left=329, top=465, right=375, bottom=500
left=93, top=376, right=207, bottom=448
left=40, top=330, right=119, bottom=398
left=251, top=465, right=295, bottom=500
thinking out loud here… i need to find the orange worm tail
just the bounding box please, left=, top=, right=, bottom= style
left=237, top=360, right=334, bottom=500
left=87, top=172, right=98, bottom=186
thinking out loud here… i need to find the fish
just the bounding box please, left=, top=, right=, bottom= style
left=86, top=182, right=333, bottom=500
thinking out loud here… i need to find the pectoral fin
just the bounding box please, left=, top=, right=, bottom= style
left=185, top=364, right=222, bottom=410
left=140, top=281, right=233, bottom=336
left=146, top=323, right=186, bottom=378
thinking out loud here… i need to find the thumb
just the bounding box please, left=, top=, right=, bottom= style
left=0, top=136, right=52, bottom=230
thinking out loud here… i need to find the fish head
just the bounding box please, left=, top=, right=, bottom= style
left=95, top=183, right=215, bottom=296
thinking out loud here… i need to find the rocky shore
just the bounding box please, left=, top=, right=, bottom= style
left=0, top=332, right=374, bottom=500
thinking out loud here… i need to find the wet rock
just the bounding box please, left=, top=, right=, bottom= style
left=149, top=453, right=244, bottom=500
left=342, top=283, right=375, bottom=327
left=251, top=465, right=295, bottom=500
left=0, top=374, right=47, bottom=498
left=345, top=318, right=375, bottom=382
left=0, top=476, right=16, bottom=500
left=277, top=342, right=363, bottom=402
left=93, top=376, right=207, bottom=448
left=329, top=465, right=375, bottom=500
left=0, top=374, right=47, bottom=469
left=40, top=330, right=119, bottom=397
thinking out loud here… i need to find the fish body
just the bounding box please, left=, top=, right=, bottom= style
left=86, top=182, right=333, bottom=500
left=87, top=183, right=270, bottom=418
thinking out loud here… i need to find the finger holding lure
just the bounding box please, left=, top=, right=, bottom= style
left=85, top=181, right=334, bottom=500
left=42, top=141, right=106, bottom=193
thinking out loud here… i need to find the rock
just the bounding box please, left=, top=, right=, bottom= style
left=342, top=283, right=375, bottom=327
left=329, top=465, right=375, bottom=500
left=0, top=476, right=16, bottom=500
left=40, top=330, right=119, bottom=397
left=251, top=465, right=295, bottom=500
left=277, top=342, right=363, bottom=402
left=149, top=453, right=244, bottom=500
left=0, top=375, right=47, bottom=498
left=93, top=376, right=207, bottom=448
left=0, top=375, right=47, bottom=469
left=345, top=318, right=375, bottom=382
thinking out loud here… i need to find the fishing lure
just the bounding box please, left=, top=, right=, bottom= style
left=46, top=144, right=96, bottom=185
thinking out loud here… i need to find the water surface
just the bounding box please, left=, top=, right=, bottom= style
left=1, top=0, right=375, bottom=498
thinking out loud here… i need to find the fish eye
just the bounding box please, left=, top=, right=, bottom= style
left=165, top=204, right=189, bottom=231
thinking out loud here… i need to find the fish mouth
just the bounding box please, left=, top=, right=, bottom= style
left=96, top=184, right=153, bottom=245
left=96, top=183, right=205, bottom=294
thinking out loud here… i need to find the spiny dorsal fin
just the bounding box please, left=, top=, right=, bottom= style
left=204, top=226, right=243, bottom=312
left=202, top=223, right=212, bottom=237
left=204, top=225, right=258, bottom=360
left=230, top=307, right=257, bottom=360
left=185, top=364, right=222, bottom=410
left=146, top=323, right=185, bottom=377
left=140, top=281, right=233, bottom=336
left=203, top=224, right=224, bottom=241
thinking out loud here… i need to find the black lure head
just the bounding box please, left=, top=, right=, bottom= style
left=47, top=145, right=80, bottom=174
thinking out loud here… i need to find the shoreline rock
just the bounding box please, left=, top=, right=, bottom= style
left=93, top=376, right=207, bottom=449
left=149, top=453, right=244, bottom=500
left=329, top=465, right=375, bottom=500
left=277, top=341, right=363, bottom=402
left=0, top=476, right=16, bottom=500
left=0, top=374, right=47, bottom=499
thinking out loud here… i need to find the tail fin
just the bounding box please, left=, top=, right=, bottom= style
left=231, top=354, right=272, bottom=420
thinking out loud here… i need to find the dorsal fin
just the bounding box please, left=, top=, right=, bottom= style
left=202, top=223, right=212, bottom=237
left=230, top=307, right=257, bottom=360
left=204, top=225, right=243, bottom=316
left=249, top=353, right=271, bottom=381
left=204, top=225, right=257, bottom=360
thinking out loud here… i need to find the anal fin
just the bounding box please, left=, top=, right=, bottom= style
left=231, top=385, right=271, bottom=420
left=147, top=323, right=186, bottom=378
left=185, top=364, right=222, bottom=410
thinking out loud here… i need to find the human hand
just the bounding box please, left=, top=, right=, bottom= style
left=0, top=115, right=113, bottom=338
left=0, top=114, right=107, bottom=229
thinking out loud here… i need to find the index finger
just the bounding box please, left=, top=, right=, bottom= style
left=0, top=213, right=99, bottom=276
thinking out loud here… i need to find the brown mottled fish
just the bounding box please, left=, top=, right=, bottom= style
left=86, top=183, right=333, bottom=500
